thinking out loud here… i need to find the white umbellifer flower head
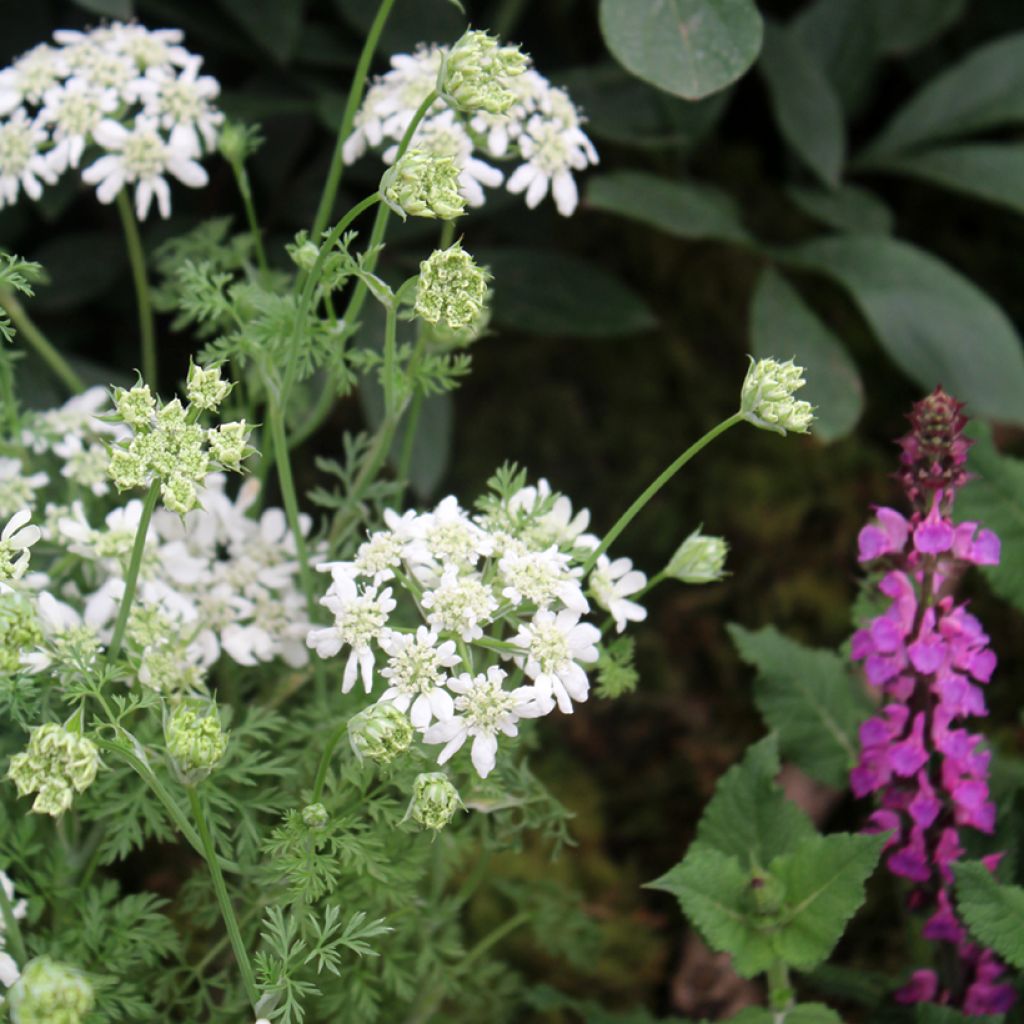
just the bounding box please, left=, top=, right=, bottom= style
left=418, top=495, right=494, bottom=568
left=306, top=573, right=396, bottom=693
left=0, top=44, right=66, bottom=113
left=422, top=666, right=544, bottom=778
left=589, top=554, right=647, bottom=633
left=511, top=608, right=600, bottom=714
left=39, top=78, right=118, bottom=173
left=378, top=626, right=459, bottom=728
left=420, top=568, right=497, bottom=642
left=135, top=57, right=224, bottom=154
left=0, top=510, right=41, bottom=585
left=0, top=108, right=57, bottom=209
left=666, top=526, right=729, bottom=584
left=82, top=116, right=208, bottom=219
left=498, top=545, right=588, bottom=613
left=739, top=356, right=815, bottom=435
left=507, top=478, right=594, bottom=550
left=353, top=530, right=405, bottom=584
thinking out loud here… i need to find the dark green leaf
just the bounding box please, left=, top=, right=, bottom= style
left=782, top=235, right=1024, bottom=426
left=954, top=862, right=1024, bottom=970
left=759, top=21, right=845, bottom=187
left=870, top=0, right=967, bottom=56
left=916, top=1003, right=1008, bottom=1023
left=869, top=142, right=1024, bottom=217
left=863, top=31, right=1024, bottom=160
left=587, top=171, right=752, bottom=246
left=732, top=1006, right=844, bottom=1024
left=72, top=0, right=133, bottom=16
left=786, top=183, right=892, bottom=235
left=476, top=248, right=656, bottom=339
left=216, top=0, right=305, bottom=65
left=728, top=623, right=871, bottom=786
left=749, top=268, right=864, bottom=442
left=598, top=0, right=763, bottom=101
left=332, top=0, right=465, bottom=56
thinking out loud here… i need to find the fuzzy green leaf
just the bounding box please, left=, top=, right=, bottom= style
left=728, top=623, right=871, bottom=786
left=954, top=861, right=1024, bottom=970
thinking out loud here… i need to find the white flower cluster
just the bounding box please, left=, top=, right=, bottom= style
left=344, top=42, right=598, bottom=217
left=0, top=21, right=221, bottom=219
left=308, top=479, right=647, bottom=778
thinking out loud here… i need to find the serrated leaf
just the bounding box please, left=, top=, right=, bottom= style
left=954, top=861, right=1024, bottom=969
left=648, top=843, right=776, bottom=977
left=695, top=735, right=816, bottom=867
left=587, top=171, right=752, bottom=246
left=786, top=183, right=893, bottom=235
left=749, top=268, right=864, bottom=443
left=759, top=20, right=845, bottom=187
left=955, top=422, right=1024, bottom=614
left=729, top=623, right=871, bottom=786
left=781, top=235, right=1024, bottom=426
left=770, top=832, right=886, bottom=971
left=863, top=31, right=1024, bottom=160
left=599, top=0, right=763, bottom=101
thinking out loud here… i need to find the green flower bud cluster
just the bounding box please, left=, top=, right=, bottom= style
left=347, top=703, right=413, bottom=765
left=739, top=357, right=815, bottom=436
left=165, top=702, right=228, bottom=782
left=8, top=957, right=95, bottom=1024
left=414, top=243, right=490, bottom=331
left=107, top=372, right=251, bottom=515
left=217, top=119, right=263, bottom=165
left=381, top=150, right=466, bottom=221
left=0, top=593, right=42, bottom=673
left=666, top=527, right=729, bottom=584
left=406, top=772, right=461, bottom=831
left=7, top=723, right=100, bottom=817
left=439, top=30, right=528, bottom=114
left=423, top=289, right=491, bottom=351
left=302, top=801, right=329, bottom=830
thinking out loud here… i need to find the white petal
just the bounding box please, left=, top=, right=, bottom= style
left=470, top=732, right=498, bottom=778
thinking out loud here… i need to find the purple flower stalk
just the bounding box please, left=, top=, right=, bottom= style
left=850, top=388, right=1014, bottom=1014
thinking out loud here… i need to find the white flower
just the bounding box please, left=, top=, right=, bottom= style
left=0, top=459, right=48, bottom=518
left=0, top=108, right=57, bottom=209
left=507, top=477, right=595, bottom=550
left=378, top=626, right=459, bottom=728
left=353, top=529, right=405, bottom=583
left=589, top=554, right=647, bottom=633
left=82, top=116, right=208, bottom=219
left=38, top=77, right=118, bottom=173
left=0, top=868, right=27, bottom=989
left=307, top=574, right=396, bottom=693
left=498, top=545, right=587, bottom=613
left=420, top=568, right=497, bottom=642
left=422, top=666, right=544, bottom=777
left=511, top=608, right=600, bottom=714
left=105, top=23, right=193, bottom=71
left=22, top=386, right=120, bottom=454
left=0, top=43, right=66, bottom=113
left=417, top=495, right=494, bottom=568
left=0, top=509, right=41, bottom=585
left=135, top=57, right=223, bottom=153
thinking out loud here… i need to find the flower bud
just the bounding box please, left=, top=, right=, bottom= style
left=415, top=242, right=490, bottom=331
left=739, top=357, right=815, bottom=436
left=347, top=703, right=413, bottom=765
left=186, top=362, right=232, bottom=412
left=406, top=772, right=461, bottom=831
left=8, top=957, right=94, bottom=1024
left=165, top=702, right=228, bottom=782
left=208, top=420, right=250, bottom=471
left=217, top=119, right=262, bottom=165
left=666, top=527, right=729, bottom=584
left=160, top=473, right=199, bottom=516
left=302, top=802, right=329, bottom=830
left=112, top=382, right=156, bottom=429
left=439, top=30, right=529, bottom=114
left=7, top=722, right=100, bottom=817
left=381, top=150, right=465, bottom=221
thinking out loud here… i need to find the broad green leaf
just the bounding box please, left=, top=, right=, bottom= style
left=749, top=268, right=864, bottom=443
left=694, top=735, right=815, bottom=867
left=587, top=171, right=752, bottom=246
left=863, top=32, right=1024, bottom=160
left=728, top=623, right=871, bottom=786
left=870, top=0, right=967, bottom=56
left=648, top=844, right=776, bottom=977
left=870, top=143, right=1024, bottom=217
left=782, top=235, right=1024, bottom=426
left=786, top=183, right=892, bottom=235
left=956, top=423, right=1024, bottom=614
left=759, top=21, right=845, bottom=187
left=770, top=833, right=886, bottom=971
left=955, top=862, right=1024, bottom=969
left=216, top=0, right=305, bottom=65
left=475, top=248, right=656, bottom=339
left=598, top=0, right=763, bottom=101
left=732, top=1006, right=843, bottom=1024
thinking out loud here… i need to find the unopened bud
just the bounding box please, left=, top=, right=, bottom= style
left=740, top=357, right=814, bottom=436
left=347, top=703, right=413, bottom=765
left=406, top=772, right=461, bottom=830
left=666, top=527, right=729, bottom=584
left=381, top=150, right=465, bottom=221
left=186, top=362, right=232, bottom=412
left=165, top=702, right=228, bottom=782
left=415, top=242, right=490, bottom=331
left=439, top=30, right=529, bottom=114
left=8, top=957, right=94, bottom=1024
left=302, top=802, right=329, bottom=830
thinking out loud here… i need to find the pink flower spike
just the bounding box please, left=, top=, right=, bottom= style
left=889, top=826, right=932, bottom=882
left=909, top=771, right=942, bottom=828
left=923, top=890, right=964, bottom=943
left=894, top=970, right=938, bottom=1005
left=970, top=528, right=1001, bottom=565
left=889, top=713, right=929, bottom=777
left=914, top=499, right=955, bottom=554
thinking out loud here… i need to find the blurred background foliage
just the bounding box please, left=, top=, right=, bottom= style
left=3, top=0, right=1024, bottom=1018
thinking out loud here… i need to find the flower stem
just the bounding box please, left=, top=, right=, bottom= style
left=187, top=786, right=260, bottom=1011
left=227, top=156, right=269, bottom=277
left=582, top=411, right=744, bottom=575
left=766, top=959, right=794, bottom=1011
left=106, top=479, right=160, bottom=663
left=311, top=719, right=349, bottom=802
left=0, top=287, right=85, bottom=394
left=310, top=0, right=399, bottom=242
left=0, top=871, right=27, bottom=966
left=115, top=189, right=158, bottom=389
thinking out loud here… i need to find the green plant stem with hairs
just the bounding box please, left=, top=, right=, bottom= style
left=187, top=785, right=260, bottom=1010
left=0, top=287, right=85, bottom=394
left=226, top=155, right=269, bottom=278
left=115, top=190, right=158, bottom=389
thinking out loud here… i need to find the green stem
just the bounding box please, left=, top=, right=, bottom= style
left=310, top=0, right=399, bottom=242
left=187, top=786, right=260, bottom=1010
left=582, top=412, right=744, bottom=575
left=397, top=389, right=423, bottom=479
left=766, top=959, right=794, bottom=1012
left=311, top=719, right=349, bottom=802
left=0, top=352, right=18, bottom=435
left=0, top=871, right=27, bottom=965
left=0, top=287, right=85, bottom=394
left=115, top=190, right=158, bottom=388
left=106, top=480, right=160, bottom=663
left=227, top=157, right=269, bottom=277
left=383, top=301, right=399, bottom=416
